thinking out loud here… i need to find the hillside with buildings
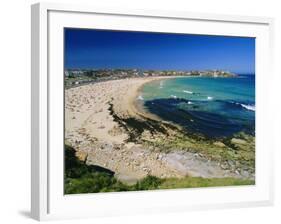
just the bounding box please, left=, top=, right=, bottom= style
left=64, top=69, right=237, bottom=88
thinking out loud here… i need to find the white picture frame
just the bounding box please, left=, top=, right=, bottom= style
left=31, top=2, right=274, bottom=221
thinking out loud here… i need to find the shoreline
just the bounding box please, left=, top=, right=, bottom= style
left=65, top=77, right=254, bottom=183
left=118, top=76, right=178, bottom=122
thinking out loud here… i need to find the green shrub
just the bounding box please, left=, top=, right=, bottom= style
left=64, top=145, right=120, bottom=194
left=134, top=175, right=163, bottom=190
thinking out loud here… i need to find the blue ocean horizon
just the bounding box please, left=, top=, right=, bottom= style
left=139, top=75, right=255, bottom=139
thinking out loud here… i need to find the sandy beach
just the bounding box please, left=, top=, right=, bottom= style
left=65, top=77, right=246, bottom=184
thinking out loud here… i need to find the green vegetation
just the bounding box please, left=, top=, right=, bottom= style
left=159, top=176, right=254, bottom=189
left=64, top=144, right=128, bottom=194
left=65, top=145, right=254, bottom=195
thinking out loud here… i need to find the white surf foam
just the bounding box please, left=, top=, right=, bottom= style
left=159, top=81, right=164, bottom=89
left=183, top=90, right=193, bottom=94
left=241, top=104, right=255, bottom=111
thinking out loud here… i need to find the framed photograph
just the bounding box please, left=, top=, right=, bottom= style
left=31, top=2, right=274, bottom=221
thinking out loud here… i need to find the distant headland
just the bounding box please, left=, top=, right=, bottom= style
left=64, top=69, right=237, bottom=88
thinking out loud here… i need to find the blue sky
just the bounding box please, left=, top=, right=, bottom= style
left=65, top=28, right=255, bottom=74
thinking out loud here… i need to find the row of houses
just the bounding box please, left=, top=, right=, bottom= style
left=64, top=69, right=236, bottom=87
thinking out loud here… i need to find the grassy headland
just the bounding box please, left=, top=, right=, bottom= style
left=65, top=144, right=254, bottom=194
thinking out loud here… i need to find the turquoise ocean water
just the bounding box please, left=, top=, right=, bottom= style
left=139, top=75, right=255, bottom=138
